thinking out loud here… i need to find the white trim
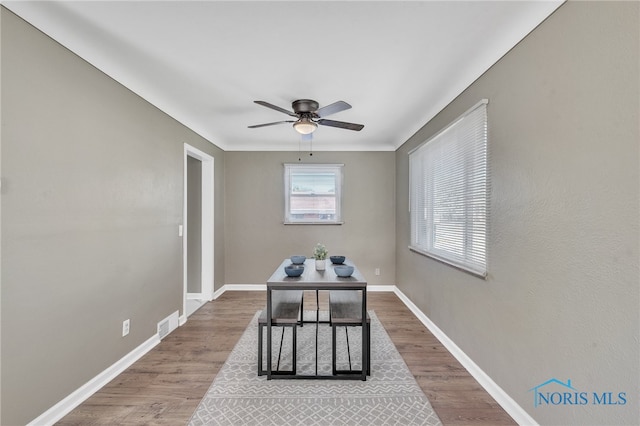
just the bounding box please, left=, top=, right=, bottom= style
left=283, top=163, right=344, bottom=225
left=216, top=284, right=267, bottom=295
left=408, top=98, right=489, bottom=155
left=392, top=286, right=537, bottom=426
left=183, top=144, right=215, bottom=323
left=27, top=335, right=160, bottom=426
left=408, top=246, right=488, bottom=280
left=186, top=292, right=205, bottom=300
left=212, top=285, right=226, bottom=300
left=283, top=163, right=345, bottom=168
left=283, top=222, right=344, bottom=226
left=365, top=285, right=396, bottom=292
left=200, top=154, right=214, bottom=301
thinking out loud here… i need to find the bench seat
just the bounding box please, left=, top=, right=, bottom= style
left=257, top=290, right=303, bottom=376
left=329, top=290, right=371, bottom=376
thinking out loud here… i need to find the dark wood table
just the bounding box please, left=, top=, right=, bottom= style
left=265, top=258, right=368, bottom=380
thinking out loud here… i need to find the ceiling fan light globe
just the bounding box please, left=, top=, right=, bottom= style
left=293, top=120, right=317, bottom=135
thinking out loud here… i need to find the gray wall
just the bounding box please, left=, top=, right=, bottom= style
left=187, top=156, right=202, bottom=293
left=0, top=9, right=225, bottom=425
left=395, top=2, right=638, bottom=425
left=224, top=151, right=395, bottom=286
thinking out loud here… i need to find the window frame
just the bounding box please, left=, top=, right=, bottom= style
left=408, top=99, right=489, bottom=278
left=283, top=163, right=344, bottom=225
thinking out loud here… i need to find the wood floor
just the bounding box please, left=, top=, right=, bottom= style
left=57, top=291, right=515, bottom=425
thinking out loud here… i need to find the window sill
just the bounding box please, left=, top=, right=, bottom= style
left=284, top=221, right=344, bottom=225
left=408, top=246, right=487, bottom=280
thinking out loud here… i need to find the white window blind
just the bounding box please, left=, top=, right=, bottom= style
left=284, top=163, right=343, bottom=224
left=409, top=100, right=489, bottom=277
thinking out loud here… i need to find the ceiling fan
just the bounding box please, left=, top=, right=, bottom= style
left=248, top=99, right=364, bottom=135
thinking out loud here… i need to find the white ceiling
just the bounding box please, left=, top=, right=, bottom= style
left=4, top=1, right=563, bottom=151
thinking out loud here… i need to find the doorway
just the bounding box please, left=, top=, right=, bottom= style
left=183, top=144, right=214, bottom=320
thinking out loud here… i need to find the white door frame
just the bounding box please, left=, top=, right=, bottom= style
left=182, top=144, right=214, bottom=323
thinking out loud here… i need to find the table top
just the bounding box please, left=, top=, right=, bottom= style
left=267, top=258, right=367, bottom=289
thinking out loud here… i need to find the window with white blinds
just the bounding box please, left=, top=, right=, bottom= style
left=409, top=99, right=489, bottom=277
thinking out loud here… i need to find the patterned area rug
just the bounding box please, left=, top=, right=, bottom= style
left=189, top=310, right=442, bottom=425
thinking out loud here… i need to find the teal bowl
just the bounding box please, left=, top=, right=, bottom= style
left=334, top=265, right=354, bottom=277
left=285, top=264, right=305, bottom=277
left=290, top=255, right=306, bottom=265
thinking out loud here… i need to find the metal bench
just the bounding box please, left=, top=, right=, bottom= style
left=329, top=290, right=371, bottom=376
left=257, top=290, right=303, bottom=376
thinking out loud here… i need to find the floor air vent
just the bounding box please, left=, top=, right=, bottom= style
left=157, top=310, right=179, bottom=340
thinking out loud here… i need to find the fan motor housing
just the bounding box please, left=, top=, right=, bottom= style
left=292, top=99, right=319, bottom=114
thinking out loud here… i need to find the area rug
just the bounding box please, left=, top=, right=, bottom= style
left=189, top=310, right=442, bottom=425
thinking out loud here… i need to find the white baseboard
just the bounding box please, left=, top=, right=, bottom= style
left=214, top=284, right=266, bottom=298
left=28, top=334, right=161, bottom=426
left=392, top=286, right=537, bottom=426
left=366, top=284, right=395, bottom=292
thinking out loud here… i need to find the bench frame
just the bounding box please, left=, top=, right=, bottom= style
left=257, top=290, right=303, bottom=376
left=329, top=290, right=371, bottom=376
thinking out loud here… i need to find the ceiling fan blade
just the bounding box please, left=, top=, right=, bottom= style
left=316, top=101, right=352, bottom=118
left=317, top=119, right=364, bottom=131
left=254, top=100, right=297, bottom=117
left=248, top=120, right=295, bottom=129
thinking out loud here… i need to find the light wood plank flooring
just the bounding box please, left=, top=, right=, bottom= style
left=57, top=291, right=515, bottom=425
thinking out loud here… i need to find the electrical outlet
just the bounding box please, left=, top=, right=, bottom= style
left=375, top=268, right=380, bottom=276
left=122, top=319, right=130, bottom=337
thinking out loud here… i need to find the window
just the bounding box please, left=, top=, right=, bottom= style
left=284, top=163, right=343, bottom=224
left=409, top=99, right=489, bottom=277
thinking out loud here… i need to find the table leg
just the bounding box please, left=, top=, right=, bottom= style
left=315, top=289, right=319, bottom=376
left=362, top=288, right=368, bottom=381
left=267, top=288, right=272, bottom=380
